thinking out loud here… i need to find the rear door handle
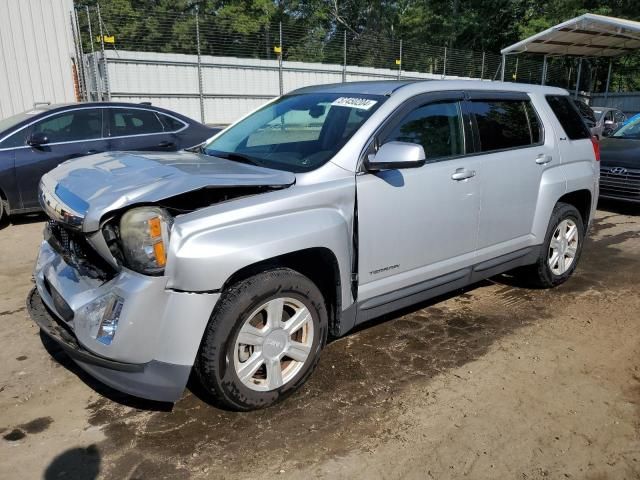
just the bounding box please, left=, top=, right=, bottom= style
left=451, top=168, right=476, bottom=181
left=158, top=141, right=175, bottom=148
left=536, top=154, right=552, bottom=165
left=86, top=149, right=98, bottom=155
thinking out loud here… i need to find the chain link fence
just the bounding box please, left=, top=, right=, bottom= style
left=69, top=6, right=640, bottom=123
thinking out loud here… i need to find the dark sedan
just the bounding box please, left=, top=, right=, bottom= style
left=599, top=115, right=640, bottom=203
left=0, top=102, right=219, bottom=220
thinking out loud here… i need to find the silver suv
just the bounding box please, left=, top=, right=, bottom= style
left=28, top=81, right=599, bottom=410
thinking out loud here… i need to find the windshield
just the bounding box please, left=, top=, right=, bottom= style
left=0, top=109, right=45, bottom=134
left=203, top=93, right=385, bottom=172
left=611, top=115, right=640, bottom=139
left=592, top=109, right=604, bottom=121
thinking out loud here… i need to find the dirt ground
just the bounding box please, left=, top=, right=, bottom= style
left=1, top=201, right=639, bottom=480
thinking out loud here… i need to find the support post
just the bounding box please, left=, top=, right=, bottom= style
left=342, top=30, right=347, bottom=82
left=397, top=39, right=402, bottom=80
left=480, top=51, right=485, bottom=80
left=501, top=54, right=506, bottom=81
left=96, top=4, right=110, bottom=101
left=86, top=6, right=101, bottom=101
left=575, top=57, right=583, bottom=99
left=278, top=22, right=283, bottom=96
left=74, top=9, right=87, bottom=101
left=604, top=59, right=613, bottom=102
left=69, top=10, right=85, bottom=101
left=541, top=55, right=548, bottom=85
left=195, top=6, right=205, bottom=123
left=442, top=47, right=447, bottom=78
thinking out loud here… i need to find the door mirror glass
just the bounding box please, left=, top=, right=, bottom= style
left=366, top=141, right=426, bottom=171
left=27, top=131, right=49, bottom=147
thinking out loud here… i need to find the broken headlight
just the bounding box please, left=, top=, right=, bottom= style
left=119, top=207, right=173, bottom=275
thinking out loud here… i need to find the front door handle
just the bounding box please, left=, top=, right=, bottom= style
left=158, top=141, right=175, bottom=148
left=451, top=168, right=476, bottom=181
left=536, top=154, right=552, bottom=165
left=86, top=149, right=99, bottom=155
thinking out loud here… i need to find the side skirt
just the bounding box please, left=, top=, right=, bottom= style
left=345, top=246, right=541, bottom=332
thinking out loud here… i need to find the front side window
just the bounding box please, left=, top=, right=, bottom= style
left=470, top=100, right=541, bottom=152
left=203, top=93, right=385, bottom=172
left=109, top=108, right=164, bottom=136
left=614, top=111, right=626, bottom=123
left=31, top=109, right=102, bottom=143
left=0, top=131, right=27, bottom=149
left=384, top=101, right=464, bottom=160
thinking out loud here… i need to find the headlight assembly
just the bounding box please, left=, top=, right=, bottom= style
left=119, top=207, right=173, bottom=275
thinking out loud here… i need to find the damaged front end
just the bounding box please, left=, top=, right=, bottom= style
left=28, top=150, right=296, bottom=402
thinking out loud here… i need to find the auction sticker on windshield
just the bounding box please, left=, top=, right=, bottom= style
left=331, top=97, right=378, bottom=110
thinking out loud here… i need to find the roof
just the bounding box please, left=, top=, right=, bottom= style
left=290, top=79, right=567, bottom=97
left=501, top=13, right=640, bottom=57
left=290, top=80, right=419, bottom=96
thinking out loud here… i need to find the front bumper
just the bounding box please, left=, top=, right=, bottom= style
left=27, top=288, right=189, bottom=401
left=29, top=239, right=220, bottom=402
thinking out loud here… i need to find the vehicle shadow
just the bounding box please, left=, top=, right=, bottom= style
left=597, top=198, right=638, bottom=215
left=43, top=445, right=101, bottom=480
left=0, top=212, right=47, bottom=230
left=39, top=332, right=173, bottom=412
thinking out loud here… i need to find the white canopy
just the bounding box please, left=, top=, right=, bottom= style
left=501, top=13, right=640, bottom=58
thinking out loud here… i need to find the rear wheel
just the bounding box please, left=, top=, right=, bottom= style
left=195, top=268, right=328, bottom=411
left=518, top=202, right=584, bottom=288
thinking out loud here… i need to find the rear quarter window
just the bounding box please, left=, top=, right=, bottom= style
left=545, top=96, right=591, bottom=140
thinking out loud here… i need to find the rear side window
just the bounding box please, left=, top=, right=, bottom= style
left=545, top=96, right=591, bottom=140
left=109, top=108, right=164, bottom=136
left=158, top=113, right=186, bottom=132
left=470, top=99, right=542, bottom=152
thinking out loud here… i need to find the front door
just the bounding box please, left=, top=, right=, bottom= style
left=14, top=108, right=105, bottom=209
left=356, top=94, right=482, bottom=303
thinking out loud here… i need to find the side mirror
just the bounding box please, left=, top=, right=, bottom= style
left=604, top=119, right=614, bottom=126
left=27, top=132, right=49, bottom=147
left=366, top=141, right=426, bottom=171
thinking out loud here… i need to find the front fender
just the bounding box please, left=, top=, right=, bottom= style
left=166, top=207, right=353, bottom=306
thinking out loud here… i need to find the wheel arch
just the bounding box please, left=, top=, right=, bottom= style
left=220, top=247, right=343, bottom=337
left=557, top=189, right=592, bottom=230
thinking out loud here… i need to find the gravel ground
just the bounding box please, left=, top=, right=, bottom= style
left=0, top=201, right=639, bottom=480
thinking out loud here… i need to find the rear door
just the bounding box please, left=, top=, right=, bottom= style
left=14, top=108, right=104, bottom=209
left=467, top=92, right=552, bottom=259
left=106, top=107, right=177, bottom=151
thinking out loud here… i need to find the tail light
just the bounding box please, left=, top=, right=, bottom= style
left=591, top=135, right=600, bottom=161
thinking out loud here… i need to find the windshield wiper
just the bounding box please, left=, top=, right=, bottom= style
left=207, top=150, right=263, bottom=167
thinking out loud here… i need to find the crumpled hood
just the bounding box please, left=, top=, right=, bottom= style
left=40, top=150, right=296, bottom=232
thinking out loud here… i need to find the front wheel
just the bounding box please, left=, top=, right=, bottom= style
left=195, top=268, right=328, bottom=411
left=518, top=202, right=585, bottom=288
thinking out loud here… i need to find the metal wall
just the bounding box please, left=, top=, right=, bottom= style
left=0, top=0, right=76, bottom=119
left=91, top=50, right=478, bottom=125
left=590, top=92, right=640, bottom=115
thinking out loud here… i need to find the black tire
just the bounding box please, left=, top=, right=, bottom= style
left=518, top=202, right=585, bottom=288
left=195, top=268, right=328, bottom=411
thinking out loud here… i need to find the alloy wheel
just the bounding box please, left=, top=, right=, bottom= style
left=233, top=297, right=314, bottom=391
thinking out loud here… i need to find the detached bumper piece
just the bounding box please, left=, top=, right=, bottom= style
left=27, top=288, right=190, bottom=402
